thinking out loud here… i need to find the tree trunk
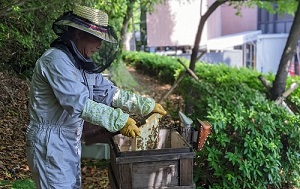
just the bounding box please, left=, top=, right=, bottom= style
left=140, top=3, right=147, bottom=51
left=185, top=0, right=228, bottom=115
left=189, top=0, right=228, bottom=71
left=120, top=0, right=135, bottom=49
left=270, top=2, right=300, bottom=100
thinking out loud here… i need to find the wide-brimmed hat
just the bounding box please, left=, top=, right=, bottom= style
left=53, top=5, right=117, bottom=43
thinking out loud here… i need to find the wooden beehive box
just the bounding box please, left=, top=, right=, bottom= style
left=109, top=128, right=196, bottom=189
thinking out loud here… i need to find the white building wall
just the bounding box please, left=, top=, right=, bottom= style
left=256, top=34, right=288, bottom=74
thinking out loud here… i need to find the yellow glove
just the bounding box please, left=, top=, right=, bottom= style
left=152, top=103, right=167, bottom=116
left=120, top=117, right=141, bottom=138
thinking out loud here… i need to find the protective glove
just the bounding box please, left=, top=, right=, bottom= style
left=151, top=103, right=167, bottom=116
left=120, top=117, right=141, bottom=138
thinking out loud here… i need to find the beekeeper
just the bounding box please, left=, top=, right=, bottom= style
left=26, top=5, right=167, bottom=189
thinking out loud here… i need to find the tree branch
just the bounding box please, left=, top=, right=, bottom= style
left=0, top=0, right=26, bottom=17
left=0, top=1, right=57, bottom=17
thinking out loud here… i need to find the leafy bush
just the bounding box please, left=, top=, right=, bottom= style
left=0, top=1, right=77, bottom=77
left=122, top=51, right=300, bottom=188
left=286, top=75, right=300, bottom=112
left=0, top=1, right=124, bottom=78
left=178, top=65, right=300, bottom=188
left=122, top=51, right=183, bottom=83
left=179, top=78, right=300, bottom=188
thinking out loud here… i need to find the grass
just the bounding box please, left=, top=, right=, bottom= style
left=108, top=61, right=139, bottom=91
left=0, top=179, right=35, bottom=189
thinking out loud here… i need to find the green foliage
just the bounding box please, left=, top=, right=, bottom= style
left=108, top=51, right=139, bottom=91
left=193, top=63, right=264, bottom=90
left=0, top=0, right=164, bottom=78
left=177, top=63, right=300, bottom=188
left=122, top=51, right=300, bottom=188
left=244, top=0, right=298, bottom=15
left=276, top=0, right=298, bottom=15
left=0, top=0, right=127, bottom=78
left=122, top=51, right=183, bottom=83
left=187, top=80, right=300, bottom=188
left=285, top=75, right=300, bottom=112
left=0, top=179, right=35, bottom=189
left=0, top=1, right=78, bottom=77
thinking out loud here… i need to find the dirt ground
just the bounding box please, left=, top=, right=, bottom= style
left=0, top=66, right=181, bottom=188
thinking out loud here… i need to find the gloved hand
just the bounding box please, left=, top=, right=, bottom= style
left=120, top=117, right=141, bottom=138
left=152, top=103, right=167, bottom=116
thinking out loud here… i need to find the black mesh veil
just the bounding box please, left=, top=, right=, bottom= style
left=92, top=27, right=119, bottom=73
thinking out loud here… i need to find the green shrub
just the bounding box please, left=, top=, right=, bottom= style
left=0, top=1, right=76, bottom=77
left=122, top=51, right=183, bottom=83
left=285, top=75, right=300, bottom=112
left=122, top=51, right=300, bottom=188
left=181, top=79, right=300, bottom=188
left=177, top=63, right=300, bottom=188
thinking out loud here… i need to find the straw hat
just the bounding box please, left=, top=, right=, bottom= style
left=54, top=5, right=117, bottom=43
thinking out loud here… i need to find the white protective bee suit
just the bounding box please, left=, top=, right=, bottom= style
left=26, top=47, right=155, bottom=189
